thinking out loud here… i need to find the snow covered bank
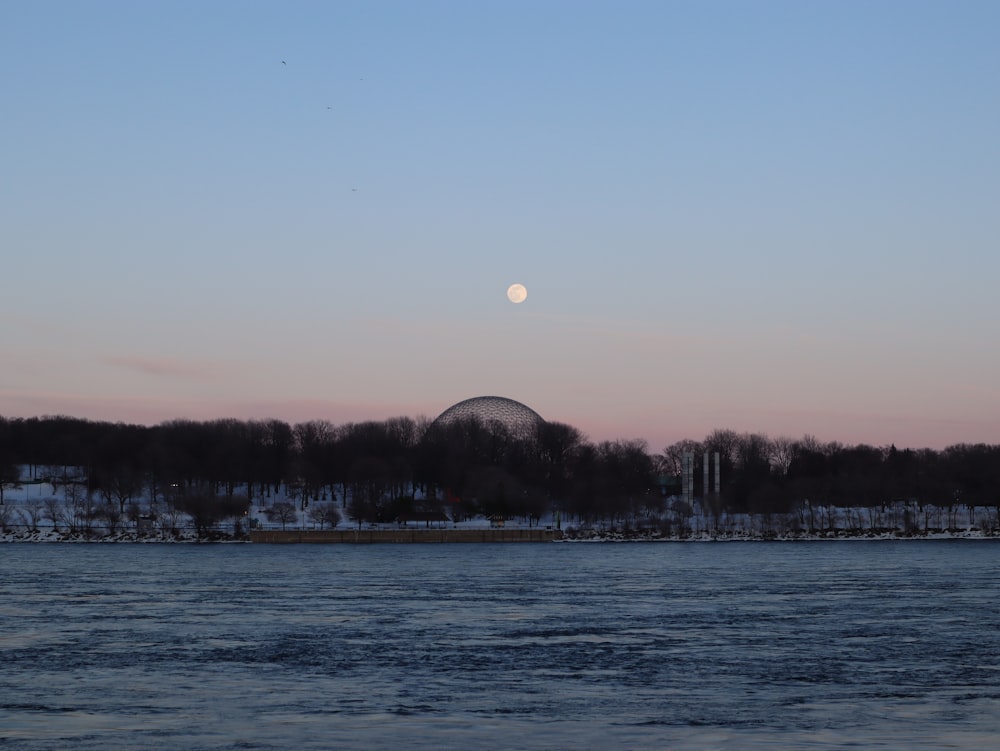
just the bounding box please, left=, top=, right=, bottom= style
left=0, top=528, right=246, bottom=543
left=559, top=527, right=1000, bottom=542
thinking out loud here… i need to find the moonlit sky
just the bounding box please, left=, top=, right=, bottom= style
left=3, top=1, right=999, bottom=451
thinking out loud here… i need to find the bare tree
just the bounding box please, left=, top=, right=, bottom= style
left=100, top=502, right=124, bottom=535
left=173, top=488, right=250, bottom=537
left=265, top=501, right=299, bottom=530
left=293, top=420, right=337, bottom=508
left=0, top=503, right=13, bottom=532
left=42, top=464, right=74, bottom=493
left=770, top=436, right=796, bottom=476
left=347, top=492, right=378, bottom=529
left=307, top=502, right=340, bottom=530
left=669, top=498, right=693, bottom=535
left=158, top=503, right=183, bottom=538
left=65, top=486, right=96, bottom=535
left=43, top=497, right=65, bottom=532
left=19, top=501, right=43, bottom=531
left=348, top=456, right=391, bottom=523
left=0, top=461, right=21, bottom=505
left=703, top=429, right=741, bottom=468
left=126, top=502, right=143, bottom=531
left=659, top=439, right=702, bottom=478
left=98, top=468, right=144, bottom=515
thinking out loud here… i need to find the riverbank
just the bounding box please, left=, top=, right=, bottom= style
left=3, top=527, right=998, bottom=543
left=0, top=528, right=244, bottom=543
left=250, top=527, right=562, bottom=543
left=562, top=527, right=999, bottom=542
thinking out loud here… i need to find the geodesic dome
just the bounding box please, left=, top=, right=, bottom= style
left=433, top=396, right=544, bottom=437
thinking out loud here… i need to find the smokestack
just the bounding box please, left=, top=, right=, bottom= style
left=683, top=452, right=693, bottom=504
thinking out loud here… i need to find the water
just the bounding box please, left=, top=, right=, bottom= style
left=1, top=541, right=998, bottom=750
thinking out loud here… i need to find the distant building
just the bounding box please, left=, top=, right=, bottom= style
left=432, top=395, right=544, bottom=439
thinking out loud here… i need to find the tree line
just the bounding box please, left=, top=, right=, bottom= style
left=1, top=415, right=999, bottom=533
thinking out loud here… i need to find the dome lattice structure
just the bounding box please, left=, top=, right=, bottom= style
left=433, top=396, right=544, bottom=437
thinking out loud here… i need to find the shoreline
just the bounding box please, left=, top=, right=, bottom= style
left=3, top=528, right=997, bottom=544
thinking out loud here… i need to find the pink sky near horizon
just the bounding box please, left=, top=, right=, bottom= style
left=3, top=385, right=998, bottom=452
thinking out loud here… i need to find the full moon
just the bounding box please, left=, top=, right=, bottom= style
left=506, top=283, right=527, bottom=304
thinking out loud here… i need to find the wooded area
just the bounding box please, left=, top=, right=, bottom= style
left=2, top=415, right=999, bottom=535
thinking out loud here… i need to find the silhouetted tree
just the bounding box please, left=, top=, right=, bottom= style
left=529, top=420, right=585, bottom=504
left=0, top=503, right=13, bottom=532
left=259, top=419, right=294, bottom=497
left=0, top=461, right=19, bottom=505
left=265, top=501, right=299, bottom=530
left=307, top=502, right=340, bottom=530
left=294, top=420, right=337, bottom=506
left=172, top=487, right=250, bottom=537
left=43, top=497, right=65, bottom=532
left=19, top=501, right=43, bottom=531
left=348, top=455, right=392, bottom=523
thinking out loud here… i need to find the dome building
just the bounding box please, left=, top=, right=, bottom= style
left=432, top=396, right=544, bottom=438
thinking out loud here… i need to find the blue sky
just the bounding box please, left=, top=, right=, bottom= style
left=2, top=0, right=999, bottom=450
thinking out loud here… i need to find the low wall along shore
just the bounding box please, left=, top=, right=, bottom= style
left=250, top=528, right=562, bottom=544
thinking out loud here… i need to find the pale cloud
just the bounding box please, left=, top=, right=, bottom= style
left=103, top=355, right=230, bottom=380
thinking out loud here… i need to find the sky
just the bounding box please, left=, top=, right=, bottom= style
left=2, top=0, right=999, bottom=451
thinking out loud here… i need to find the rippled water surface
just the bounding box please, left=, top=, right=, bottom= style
left=2, top=541, right=999, bottom=750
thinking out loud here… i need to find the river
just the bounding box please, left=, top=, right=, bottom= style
left=1, top=541, right=998, bottom=750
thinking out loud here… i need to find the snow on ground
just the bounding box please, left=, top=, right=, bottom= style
left=2, top=472, right=998, bottom=543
